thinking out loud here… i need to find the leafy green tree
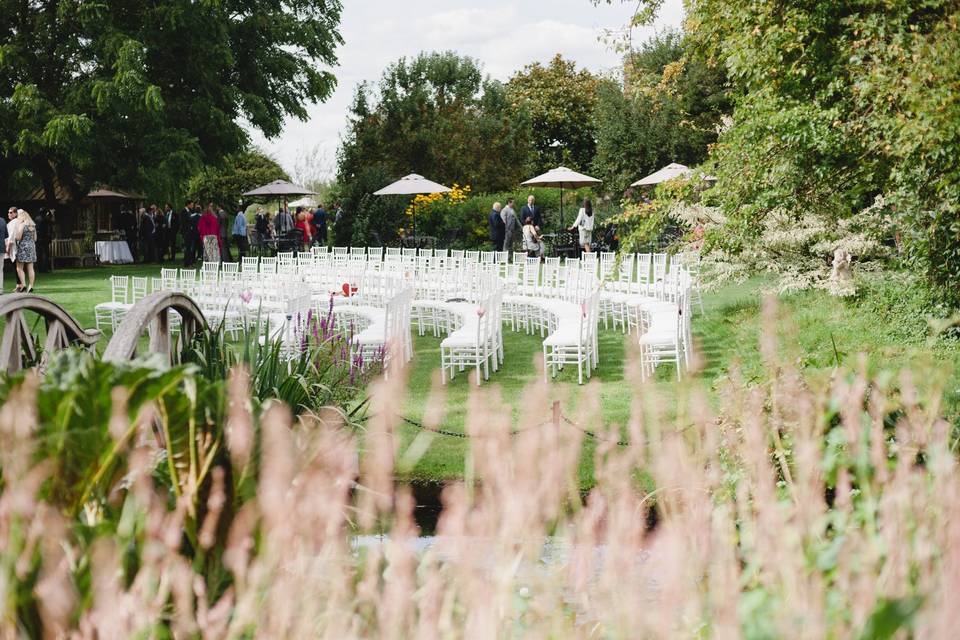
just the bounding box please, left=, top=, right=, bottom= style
left=507, top=55, right=599, bottom=174
left=187, top=149, right=289, bottom=211
left=593, top=30, right=729, bottom=196
left=0, top=0, right=343, bottom=212
left=604, top=0, right=960, bottom=305
left=337, top=51, right=535, bottom=195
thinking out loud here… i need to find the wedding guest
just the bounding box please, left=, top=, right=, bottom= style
left=217, top=207, right=232, bottom=261
left=488, top=202, right=504, bottom=251
left=164, top=203, right=178, bottom=260
left=232, top=208, right=248, bottom=258
left=138, top=207, right=156, bottom=262
left=312, top=202, right=328, bottom=247
left=154, top=205, right=168, bottom=262
left=569, top=197, right=595, bottom=253
left=198, top=204, right=221, bottom=263
left=1, top=208, right=12, bottom=290
left=255, top=206, right=269, bottom=241
left=521, top=194, right=543, bottom=231
left=522, top=215, right=543, bottom=258
left=184, top=203, right=201, bottom=267
left=275, top=204, right=294, bottom=236
left=294, top=208, right=312, bottom=248
left=11, top=209, right=37, bottom=292
left=501, top=198, right=519, bottom=251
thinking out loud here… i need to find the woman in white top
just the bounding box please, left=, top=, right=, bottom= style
left=569, top=198, right=595, bottom=253
left=521, top=215, right=543, bottom=258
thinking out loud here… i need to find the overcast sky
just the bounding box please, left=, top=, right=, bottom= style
left=246, top=0, right=685, bottom=180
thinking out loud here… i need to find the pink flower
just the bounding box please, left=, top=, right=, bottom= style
left=476, top=307, right=486, bottom=317
left=240, top=289, right=253, bottom=304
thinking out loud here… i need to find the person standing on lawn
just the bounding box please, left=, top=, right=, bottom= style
left=198, top=204, right=221, bottom=263
left=522, top=194, right=543, bottom=232
left=138, top=207, right=156, bottom=263
left=0, top=208, right=9, bottom=290
left=501, top=198, right=519, bottom=251
left=217, top=207, right=232, bottom=261
left=488, top=202, right=505, bottom=251
left=312, top=202, right=328, bottom=247
left=11, top=209, right=37, bottom=292
left=154, top=205, right=168, bottom=262
left=164, top=203, right=178, bottom=260
left=232, top=207, right=248, bottom=258
left=183, top=201, right=200, bottom=267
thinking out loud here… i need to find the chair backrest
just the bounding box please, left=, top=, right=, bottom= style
left=351, top=247, right=366, bottom=256
left=522, top=257, right=540, bottom=288
left=450, top=249, right=465, bottom=259
left=512, top=251, right=527, bottom=264
left=385, top=247, right=401, bottom=257
left=543, top=257, right=560, bottom=289
left=110, top=275, right=129, bottom=303
left=480, top=251, right=495, bottom=264
left=131, top=277, right=148, bottom=302
left=222, top=261, right=239, bottom=273
left=260, top=257, right=278, bottom=273
left=179, top=269, right=197, bottom=282
left=599, top=252, right=616, bottom=279
left=618, top=253, right=635, bottom=284
left=367, top=247, right=383, bottom=261
left=332, top=246, right=349, bottom=255
left=241, top=256, right=259, bottom=272
left=637, top=253, right=652, bottom=283
left=494, top=251, right=509, bottom=264
left=402, top=248, right=417, bottom=258
left=201, top=261, right=219, bottom=274
left=151, top=277, right=164, bottom=293
left=161, top=268, right=178, bottom=281
left=465, top=250, right=480, bottom=262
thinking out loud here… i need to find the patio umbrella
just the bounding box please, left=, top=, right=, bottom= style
left=288, top=196, right=318, bottom=209
left=242, top=180, right=315, bottom=218
left=522, top=166, right=601, bottom=229
left=374, top=174, right=451, bottom=238
left=242, top=179, right=315, bottom=198
left=631, top=163, right=717, bottom=187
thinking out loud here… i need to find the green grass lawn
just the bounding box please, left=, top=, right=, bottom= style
left=15, top=262, right=960, bottom=485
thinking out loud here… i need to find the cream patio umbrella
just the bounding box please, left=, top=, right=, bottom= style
left=521, top=166, right=601, bottom=229
left=631, top=163, right=717, bottom=187
left=373, top=174, right=451, bottom=239
left=242, top=179, right=316, bottom=216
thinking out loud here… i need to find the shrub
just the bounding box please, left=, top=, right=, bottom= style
left=1, top=304, right=958, bottom=636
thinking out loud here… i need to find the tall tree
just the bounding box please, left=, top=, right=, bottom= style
left=506, top=55, right=599, bottom=174
left=0, top=0, right=343, bottom=212
left=592, top=30, right=729, bottom=195
left=603, top=0, right=960, bottom=305
left=337, top=51, right=534, bottom=194
left=187, top=148, right=289, bottom=211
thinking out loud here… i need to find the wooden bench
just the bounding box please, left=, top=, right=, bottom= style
left=51, top=239, right=97, bottom=268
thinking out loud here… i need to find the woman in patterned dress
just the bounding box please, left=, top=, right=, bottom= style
left=14, top=209, right=37, bottom=292
left=197, top=205, right=222, bottom=263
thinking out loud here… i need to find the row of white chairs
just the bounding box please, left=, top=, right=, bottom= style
left=95, top=248, right=702, bottom=382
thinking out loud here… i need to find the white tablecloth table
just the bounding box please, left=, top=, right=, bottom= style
left=95, top=241, right=134, bottom=264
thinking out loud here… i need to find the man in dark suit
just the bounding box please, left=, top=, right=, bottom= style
left=182, top=201, right=200, bottom=267
left=164, top=203, right=179, bottom=260
left=154, top=205, right=168, bottom=262
left=521, top=194, right=543, bottom=231
left=488, top=202, right=505, bottom=251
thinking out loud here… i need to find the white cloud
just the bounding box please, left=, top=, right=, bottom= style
left=248, top=0, right=684, bottom=179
